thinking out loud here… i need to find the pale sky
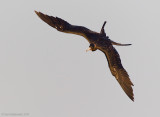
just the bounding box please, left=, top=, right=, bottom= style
left=0, top=0, right=160, bottom=117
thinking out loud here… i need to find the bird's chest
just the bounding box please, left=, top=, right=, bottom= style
left=94, top=38, right=111, bottom=49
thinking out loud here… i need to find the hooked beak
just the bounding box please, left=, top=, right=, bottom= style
left=86, top=47, right=92, bottom=52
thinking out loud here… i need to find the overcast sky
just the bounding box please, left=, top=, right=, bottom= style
left=0, top=0, right=160, bottom=117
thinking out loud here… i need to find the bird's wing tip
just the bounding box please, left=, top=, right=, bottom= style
left=34, top=10, right=39, bottom=15
left=34, top=10, right=43, bottom=16
left=131, top=97, right=134, bottom=102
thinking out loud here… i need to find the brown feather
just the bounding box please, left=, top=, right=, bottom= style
left=100, top=45, right=134, bottom=101
left=35, top=11, right=134, bottom=101
left=35, top=11, right=98, bottom=41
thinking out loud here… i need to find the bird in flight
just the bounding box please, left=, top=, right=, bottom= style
left=35, top=11, right=134, bottom=101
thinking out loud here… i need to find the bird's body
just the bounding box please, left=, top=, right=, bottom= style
left=35, top=11, right=134, bottom=101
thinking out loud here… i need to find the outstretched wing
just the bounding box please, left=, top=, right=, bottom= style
left=100, top=45, right=134, bottom=101
left=35, top=11, right=98, bottom=41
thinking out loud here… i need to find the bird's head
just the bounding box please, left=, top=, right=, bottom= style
left=86, top=43, right=97, bottom=52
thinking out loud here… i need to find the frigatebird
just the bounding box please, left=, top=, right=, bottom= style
left=35, top=11, right=134, bottom=101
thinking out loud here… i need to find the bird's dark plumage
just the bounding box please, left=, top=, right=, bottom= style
left=35, top=11, right=134, bottom=101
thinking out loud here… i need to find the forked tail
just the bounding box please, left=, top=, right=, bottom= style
left=110, top=40, right=132, bottom=46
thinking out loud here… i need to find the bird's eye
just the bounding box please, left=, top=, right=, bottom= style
left=90, top=43, right=95, bottom=48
